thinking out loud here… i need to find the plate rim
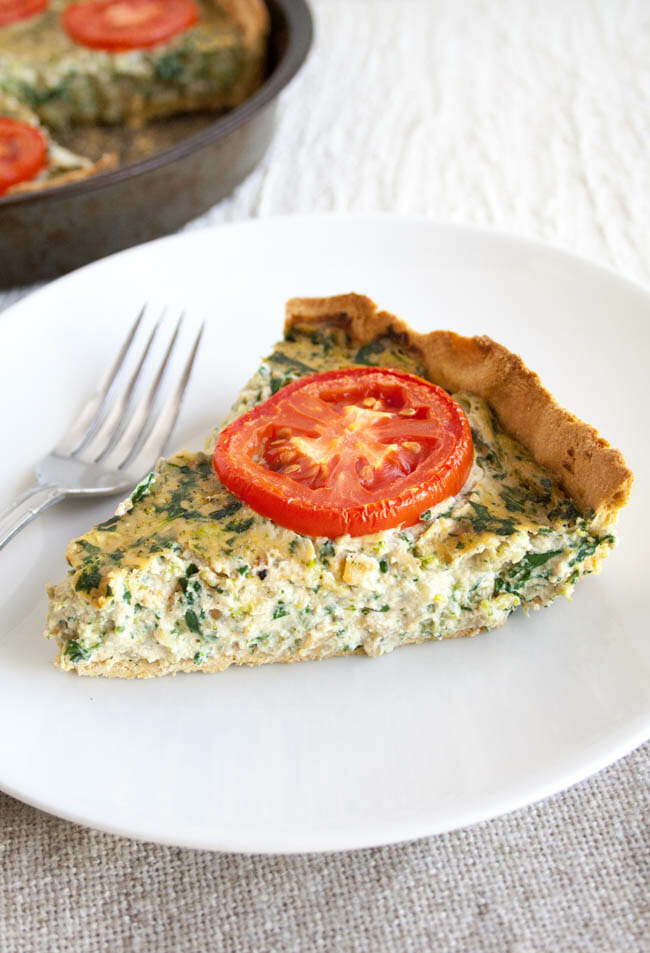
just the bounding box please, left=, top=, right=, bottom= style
left=5, top=210, right=649, bottom=308
left=0, top=719, right=648, bottom=854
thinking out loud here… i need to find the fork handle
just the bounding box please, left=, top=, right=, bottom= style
left=0, top=484, right=65, bottom=552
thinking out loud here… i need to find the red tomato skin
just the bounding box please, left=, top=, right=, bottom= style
left=0, top=0, right=47, bottom=28
left=63, top=0, right=199, bottom=52
left=0, top=118, right=47, bottom=196
left=214, top=367, right=474, bottom=539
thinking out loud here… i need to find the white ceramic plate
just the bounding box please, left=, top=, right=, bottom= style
left=0, top=216, right=648, bottom=853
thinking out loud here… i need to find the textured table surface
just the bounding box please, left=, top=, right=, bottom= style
left=1, top=1, right=649, bottom=950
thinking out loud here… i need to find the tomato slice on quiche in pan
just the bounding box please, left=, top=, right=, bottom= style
left=63, top=0, right=199, bottom=51
left=0, top=0, right=47, bottom=27
left=0, top=117, right=47, bottom=196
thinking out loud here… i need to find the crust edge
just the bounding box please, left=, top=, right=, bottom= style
left=284, top=293, right=633, bottom=528
left=216, top=0, right=269, bottom=49
left=6, top=153, right=119, bottom=196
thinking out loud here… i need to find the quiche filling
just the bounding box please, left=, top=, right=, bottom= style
left=0, top=0, right=265, bottom=130
left=45, top=323, right=617, bottom=675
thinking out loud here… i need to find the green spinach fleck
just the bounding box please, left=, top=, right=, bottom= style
left=75, top=539, right=101, bottom=561
left=185, top=610, right=201, bottom=635
left=154, top=51, right=184, bottom=81
left=493, top=549, right=563, bottom=596
left=398, top=531, right=416, bottom=553
left=498, top=487, right=527, bottom=513
left=310, top=330, right=334, bottom=354
left=569, top=535, right=614, bottom=566
left=75, top=565, right=102, bottom=593
left=320, top=539, right=335, bottom=562
left=468, top=501, right=517, bottom=536
left=96, top=515, right=120, bottom=532
left=354, top=337, right=386, bottom=365
left=272, top=601, right=289, bottom=620
left=269, top=351, right=315, bottom=375
left=225, top=517, right=255, bottom=534
left=209, top=501, right=242, bottom=521
left=249, top=633, right=270, bottom=650
left=547, top=498, right=582, bottom=524
left=64, top=640, right=92, bottom=663
left=131, top=472, right=155, bottom=504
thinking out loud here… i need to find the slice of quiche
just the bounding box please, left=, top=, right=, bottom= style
left=45, top=294, right=633, bottom=677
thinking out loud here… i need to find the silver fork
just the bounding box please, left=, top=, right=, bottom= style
left=0, top=306, right=203, bottom=552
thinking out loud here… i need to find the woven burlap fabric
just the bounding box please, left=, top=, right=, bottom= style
left=1, top=743, right=648, bottom=952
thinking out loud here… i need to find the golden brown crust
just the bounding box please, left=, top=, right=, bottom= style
left=6, top=153, right=118, bottom=196
left=217, top=0, right=269, bottom=50
left=285, top=293, right=633, bottom=527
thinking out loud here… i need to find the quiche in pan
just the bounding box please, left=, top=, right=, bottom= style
left=44, top=294, right=633, bottom=678
left=0, top=0, right=268, bottom=194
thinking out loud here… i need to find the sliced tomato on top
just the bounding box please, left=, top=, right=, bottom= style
left=0, top=0, right=47, bottom=27
left=0, top=118, right=47, bottom=196
left=213, top=367, right=474, bottom=538
left=63, top=0, right=199, bottom=51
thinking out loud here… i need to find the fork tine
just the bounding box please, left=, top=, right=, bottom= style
left=126, top=322, right=204, bottom=477
left=55, top=305, right=145, bottom=455
left=101, top=314, right=183, bottom=470
left=76, top=318, right=161, bottom=463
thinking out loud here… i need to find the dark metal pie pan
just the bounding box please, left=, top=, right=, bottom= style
left=0, top=0, right=312, bottom=288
